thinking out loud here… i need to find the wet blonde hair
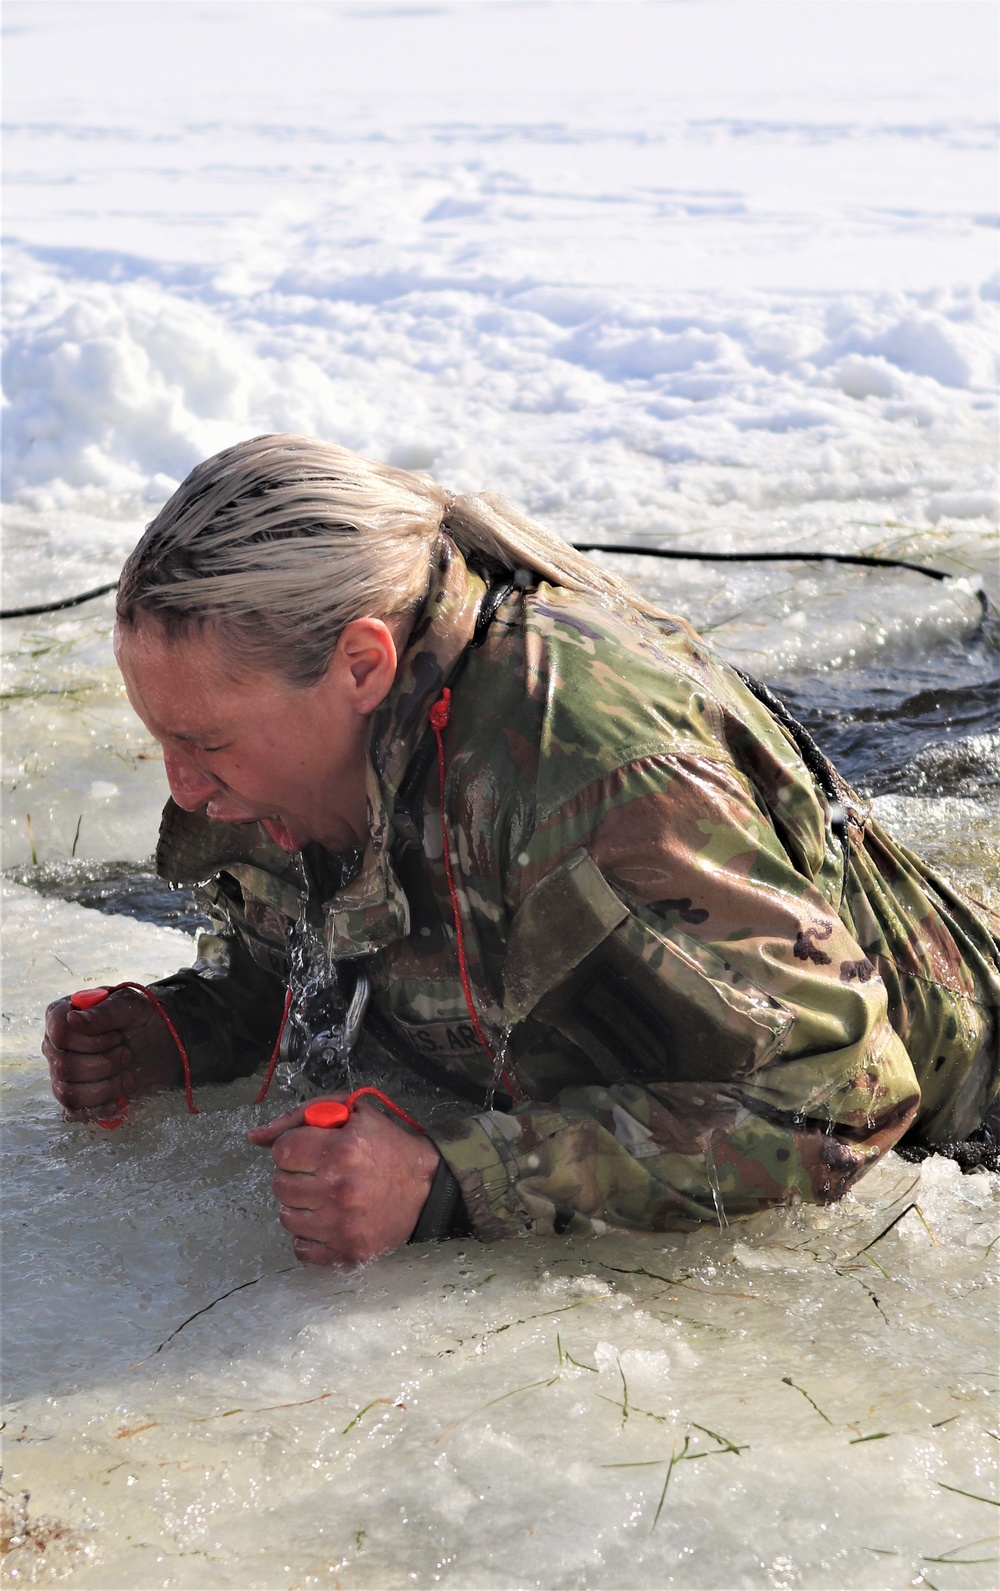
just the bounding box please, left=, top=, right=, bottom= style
left=117, top=433, right=665, bottom=684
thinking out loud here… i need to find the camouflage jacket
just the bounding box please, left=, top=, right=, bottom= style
left=153, top=537, right=1000, bottom=1240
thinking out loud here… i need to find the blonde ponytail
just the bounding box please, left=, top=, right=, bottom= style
left=117, top=434, right=666, bottom=684
left=442, top=489, right=668, bottom=619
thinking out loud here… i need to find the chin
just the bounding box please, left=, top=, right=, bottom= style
left=261, top=817, right=304, bottom=852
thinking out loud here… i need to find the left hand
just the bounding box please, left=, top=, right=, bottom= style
left=248, top=1097, right=441, bottom=1265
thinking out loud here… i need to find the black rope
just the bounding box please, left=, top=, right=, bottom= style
left=569, top=545, right=953, bottom=580
left=570, top=544, right=989, bottom=626
left=1, top=547, right=985, bottom=621
left=0, top=580, right=119, bottom=620
left=731, top=667, right=851, bottom=884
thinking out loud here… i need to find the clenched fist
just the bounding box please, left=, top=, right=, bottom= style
left=43, top=988, right=181, bottom=1119
left=248, top=1098, right=441, bottom=1265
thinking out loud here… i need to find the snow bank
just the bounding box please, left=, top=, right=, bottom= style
left=4, top=257, right=997, bottom=552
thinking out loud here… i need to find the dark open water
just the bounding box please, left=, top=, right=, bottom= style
left=11, top=610, right=998, bottom=929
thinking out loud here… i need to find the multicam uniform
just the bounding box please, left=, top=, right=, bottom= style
left=151, top=538, right=1000, bottom=1239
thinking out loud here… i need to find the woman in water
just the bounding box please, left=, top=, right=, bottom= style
left=43, top=436, right=1000, bottom=1263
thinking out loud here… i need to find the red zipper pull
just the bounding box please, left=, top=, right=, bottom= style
left=429, top=687, right=451, bottom=732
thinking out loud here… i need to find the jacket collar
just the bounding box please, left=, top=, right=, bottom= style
left=322, top=535, right=486, bottom=957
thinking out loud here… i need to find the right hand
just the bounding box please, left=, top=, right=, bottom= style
left=43, top=988, right=182, bottom=1120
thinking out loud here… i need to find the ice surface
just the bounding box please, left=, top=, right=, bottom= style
left=2, top=888, right=999, bottom=1590
left=2, top=3, right=998, bottom=1586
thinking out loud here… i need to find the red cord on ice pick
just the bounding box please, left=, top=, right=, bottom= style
left=70, top=981, right=201, bottom=1127
left=70, top=980, right=295, bottom=1129
left=429, top=689, right=522, bottom=1101
left=253, top=985, right=294, bottom=1104
left=67, top=986, right=425, bottom=1136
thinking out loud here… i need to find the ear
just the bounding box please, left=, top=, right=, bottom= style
left=328, top=618, right=400, bottom=715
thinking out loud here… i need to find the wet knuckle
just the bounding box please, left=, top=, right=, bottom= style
left=335, top=1176, right=364, bottom=1212
left=294, top=1238, right=333, bottom=1267
left=331, top=1139, right=361, bottom=1173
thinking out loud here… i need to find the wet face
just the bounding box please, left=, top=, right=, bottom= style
left=114, top=615, right=403, bottom=854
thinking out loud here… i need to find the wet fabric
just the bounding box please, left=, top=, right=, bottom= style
left=152, top=538, right=1000, bottom=1239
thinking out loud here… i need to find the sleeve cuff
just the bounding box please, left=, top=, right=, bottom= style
left=431, top=1113, right=536, bottom=1241
left=408, top=1156, right=470, bottom=1243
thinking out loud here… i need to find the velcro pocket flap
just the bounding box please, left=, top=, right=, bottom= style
left=555, top=912, right=794, bottom=1083
left=502, top=849, right=628, bottom=1025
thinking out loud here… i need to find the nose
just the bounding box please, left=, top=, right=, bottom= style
left=163, top=750, right=221, bottom=811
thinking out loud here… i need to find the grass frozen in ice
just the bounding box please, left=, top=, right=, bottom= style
left=1, top=883, right=997, bottom=1588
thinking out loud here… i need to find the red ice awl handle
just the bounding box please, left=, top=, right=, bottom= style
left=70, top=987, right=112, bottom=1011
left=304, top=1100, right=351, bottom=1127
left=305, top=1088, right=426, bottom=1135
left=69, top=982, right=200, bottom=1127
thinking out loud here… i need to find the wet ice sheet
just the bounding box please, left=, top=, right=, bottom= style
left=0, top=610, right=170, bottom=871
left=2, top=886, right=998, bottom=1590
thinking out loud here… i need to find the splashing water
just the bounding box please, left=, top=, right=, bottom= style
left=704, top=1150, right=731, bottom=1232
left=485, top=1024, right=514, bottom=1112
left=275, top=912, right=362, bottom=1101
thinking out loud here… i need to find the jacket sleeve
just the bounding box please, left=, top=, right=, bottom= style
left=148, top=918, right=288, bottom=1089
left=431, top=753, right=921, bottom=1240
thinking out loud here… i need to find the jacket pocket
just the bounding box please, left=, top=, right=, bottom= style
left=504, top=850, right=792, bottom=1085
left=502, top=849, right=628, bottom=1025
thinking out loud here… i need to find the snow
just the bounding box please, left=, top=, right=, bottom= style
left=1, top=2, right=998, bottom=1586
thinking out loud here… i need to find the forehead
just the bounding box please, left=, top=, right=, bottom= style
left=114, top=617, right=271, bottom=735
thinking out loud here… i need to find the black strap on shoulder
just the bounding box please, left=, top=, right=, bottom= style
left=732, top=667, right=851, bottom=873
left=470, top=580, right=515, bottom=647
left=395, top=576, right=516, bottom=822
left=731, top=669, right=838, bottom=803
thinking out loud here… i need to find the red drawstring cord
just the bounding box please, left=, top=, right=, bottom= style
left=253, top=985, right=294, bottom=1104
left=429, top=689, right=521, bottom=1101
